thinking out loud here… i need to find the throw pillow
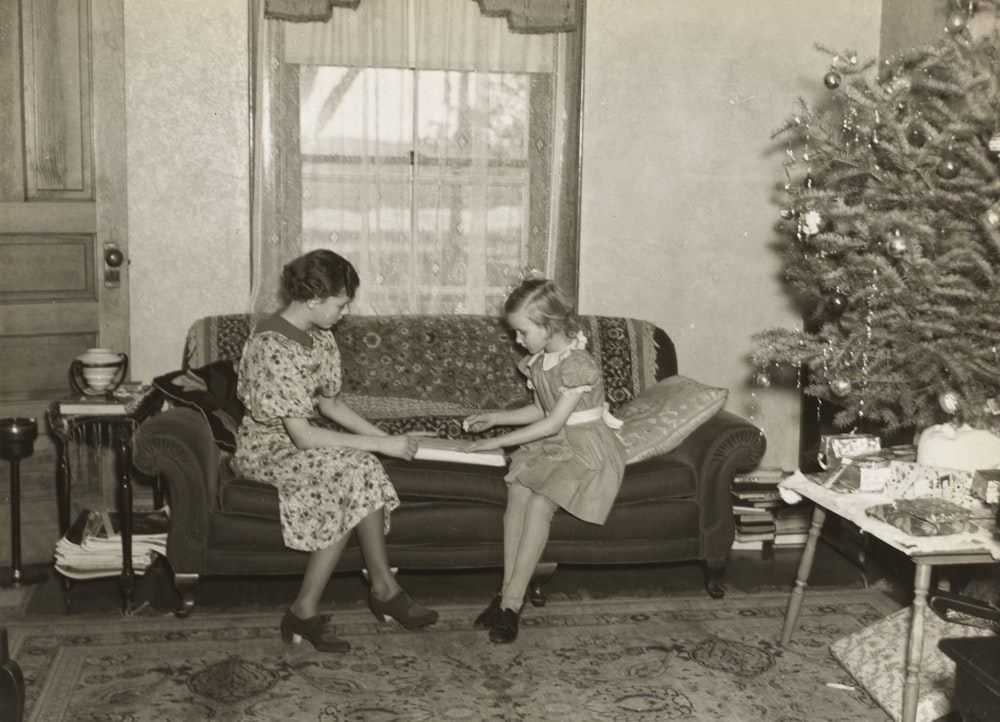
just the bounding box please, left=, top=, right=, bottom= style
left=616, top=375, right=728, bottom=464
left=153, top=360, right=244, bottom=452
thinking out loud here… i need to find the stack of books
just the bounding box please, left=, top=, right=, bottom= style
left=731, top=468, right=786, bottom=550
left=54, top=508, right=169, bottom=580
left=772, top=503, right=813, bottom=547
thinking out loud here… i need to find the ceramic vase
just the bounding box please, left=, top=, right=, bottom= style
left=69, top=348, right=129, bottom=396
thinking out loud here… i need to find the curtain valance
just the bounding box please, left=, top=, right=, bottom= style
left=264, top=0, right=579, bottom=34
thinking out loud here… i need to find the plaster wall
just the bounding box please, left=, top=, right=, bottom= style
left=579, top=0, right=882, bottom=469
left=125, top=0, right=251, bottom=380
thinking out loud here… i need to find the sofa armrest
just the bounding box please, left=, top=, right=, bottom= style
left=662, top=410, right=766, bottom=558
left=133, top=407, right=222, bottom=572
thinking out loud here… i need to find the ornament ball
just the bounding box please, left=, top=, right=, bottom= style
left=780, top=208, right=795, bottom=220
left=937, top=155, right=960, bottom=180
left=823, top=71, right=841, bottom=90
left=753, top=371, right=772, bottom=388
left=946, top=11, right=968, bottom=33
left=885, top=234, right=908, bottom=258
left=907, top=127, right=926, bottom=148
left=826, top=292, right=849, bottom=318
left=938, top=391, right=960, bottom=415
left=830, top=378, right=852, bottom=397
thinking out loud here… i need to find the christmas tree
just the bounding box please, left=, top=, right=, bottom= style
left=752, top=4, right=1000, bottom=437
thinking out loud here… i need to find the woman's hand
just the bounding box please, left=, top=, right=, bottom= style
left=378, top=435, right=421, bottom=460
left=463, top=413, right=497, bottom=434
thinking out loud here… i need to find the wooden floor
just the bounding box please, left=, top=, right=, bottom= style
left=8, top=537, right=920, bottom=618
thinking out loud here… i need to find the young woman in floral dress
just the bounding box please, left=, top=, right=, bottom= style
left=233, top=249, right=437, bottom=653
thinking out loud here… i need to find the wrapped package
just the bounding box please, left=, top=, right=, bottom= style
left=824, top=457, right=893, bottom=492
left=865, top=497, right=975, bottom=536
left=818, top=433, right=881, bottom=470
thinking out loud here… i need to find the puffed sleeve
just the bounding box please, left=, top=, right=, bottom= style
left=558, top=351, right=600, bottom=395
left=238, top=332, right=316, bottom=420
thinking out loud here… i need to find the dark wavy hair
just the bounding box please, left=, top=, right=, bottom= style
left=281, top=250, right=360, bottom=302
left=504, top=278, right=579, bottom=336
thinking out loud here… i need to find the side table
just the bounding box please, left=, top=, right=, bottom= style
left=46, top=387, right=162, bottom=613
left=778, top=471, right=1000, bottom=722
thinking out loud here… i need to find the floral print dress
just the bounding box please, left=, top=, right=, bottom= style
left=232, top=315, right=399, bottom=551
left=506, top=339, right=627, bottom=525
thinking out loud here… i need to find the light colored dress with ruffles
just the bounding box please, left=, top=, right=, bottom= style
left=232, top=315, right=399, bottom=552
left=506, top=336, right=626, bottom=525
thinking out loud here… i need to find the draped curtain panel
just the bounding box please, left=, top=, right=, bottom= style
left=250, top=0, right=582, bottom=316
left=264, top=0, right=580, bottom=34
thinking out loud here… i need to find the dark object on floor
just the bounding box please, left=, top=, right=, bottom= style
left=1, top=627, right=25, bottom=722
left=938, top=636, right=1000, bottom=722
left=133, top=314, right=766, bottom=616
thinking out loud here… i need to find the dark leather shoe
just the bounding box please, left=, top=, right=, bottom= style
left=474, top=594, right=502, bottom=629
left=280, top=609, right=350, bottom=653
left=369, top=590, right=439, bottom=629
left=488, top=607, right=520, bottom=644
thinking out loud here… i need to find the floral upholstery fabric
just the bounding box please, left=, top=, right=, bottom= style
left=180, top=313, right=675, bottom=436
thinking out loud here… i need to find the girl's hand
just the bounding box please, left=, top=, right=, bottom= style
left=465, top=437, right=502, bottom=452
left=379, top=435, right=420, bottom=460
left=463, top=413, right=495, bottom=434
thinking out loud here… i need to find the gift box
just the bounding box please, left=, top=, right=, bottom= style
left=866, top=497, right=974, bottom=536
left=824, top=456, right=893, bottom=492
left=882, top=461, right=979, bottom=508
left=818, top=433, right=881, bottom=470
left=971, top=469, right=1000, bottom=506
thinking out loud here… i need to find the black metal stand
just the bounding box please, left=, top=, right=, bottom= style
left=0, top=418, right=47, bottom=588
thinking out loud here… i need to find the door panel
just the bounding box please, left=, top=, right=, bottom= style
left=0, top=0, right=128, bottom=566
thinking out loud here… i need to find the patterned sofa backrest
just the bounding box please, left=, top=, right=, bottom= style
left=183, top=314, right=677, bottom=414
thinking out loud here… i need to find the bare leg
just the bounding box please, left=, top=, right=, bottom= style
left=500, top=491, right=558, bottom=611
left=290, top=533, right=351, bottom=619
left=500, top=483, right=533, bottom=592
left=354, top=507, right=403, bottom=601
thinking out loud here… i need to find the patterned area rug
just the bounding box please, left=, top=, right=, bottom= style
left=11, top=591, right=898, bottom=721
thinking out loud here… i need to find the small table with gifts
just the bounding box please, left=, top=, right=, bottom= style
left=778, top=463, right=1000, bottom=722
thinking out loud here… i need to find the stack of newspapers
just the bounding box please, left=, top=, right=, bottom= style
left=54, top=508, right=169, bottom=580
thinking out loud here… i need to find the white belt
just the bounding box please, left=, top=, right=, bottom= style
left=566, top=403, right=624, bottom=430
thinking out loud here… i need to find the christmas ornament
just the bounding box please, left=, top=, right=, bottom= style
left=946, top=11, right=968, bottom=33
left=829, top=378, right=852, bottom=396
left=804, top=174, right=815, bottom=189
left=823, top=71, right=841, bottom=90
left=825, top=291, right=849, bottom=318
left=938, top=390, right=960, bottom=415
left=779, top=208, right=795, bottom=220
left=884, top=233, right=908, bottom=258
left=988, top=133, right=1000, bottom=154
left=799, top=210, right=822, bottom=236
left=937, top=153, right=960, bottom=179
left=907, top=126, right=926, bottom=147
left=752, top=370, right=772, bottom=388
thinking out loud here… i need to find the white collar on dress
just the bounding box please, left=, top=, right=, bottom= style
left=527, top=331, right=588, bottom=371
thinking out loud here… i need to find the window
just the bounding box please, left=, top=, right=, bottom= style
left=251, top=0, right=583, bottom=315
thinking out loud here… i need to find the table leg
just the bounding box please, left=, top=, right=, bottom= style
left=116, top=427, right=135, bottom=614
left=780, top=505, right=826, bottom=645
left=901, top=562, right=932, bottom=722
left=53, top=436, right=71, bottom=536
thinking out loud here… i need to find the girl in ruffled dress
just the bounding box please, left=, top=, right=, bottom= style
left=464, top=278, right=627, bottom=643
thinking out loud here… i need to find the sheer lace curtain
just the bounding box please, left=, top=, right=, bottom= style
left=249, top=0, right=582, bottom=317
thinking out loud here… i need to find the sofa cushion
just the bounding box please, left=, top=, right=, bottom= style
left=153, top=360, right=245, bottom=452
left=617, top=375, right=728, bottom=464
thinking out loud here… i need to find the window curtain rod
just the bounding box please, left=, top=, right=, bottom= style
left=264, top=0, right=579, bottom=34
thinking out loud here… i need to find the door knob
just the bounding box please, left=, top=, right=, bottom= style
left=104, top=244, right=125, bottom=287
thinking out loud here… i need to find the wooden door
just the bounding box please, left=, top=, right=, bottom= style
left=0, top=0, right=128, bottom=565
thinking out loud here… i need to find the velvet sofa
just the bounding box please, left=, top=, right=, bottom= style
left=133, top=313, right=766, bottom=616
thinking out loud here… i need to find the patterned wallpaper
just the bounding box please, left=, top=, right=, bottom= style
left=125, top=0, right=251, bottom=381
